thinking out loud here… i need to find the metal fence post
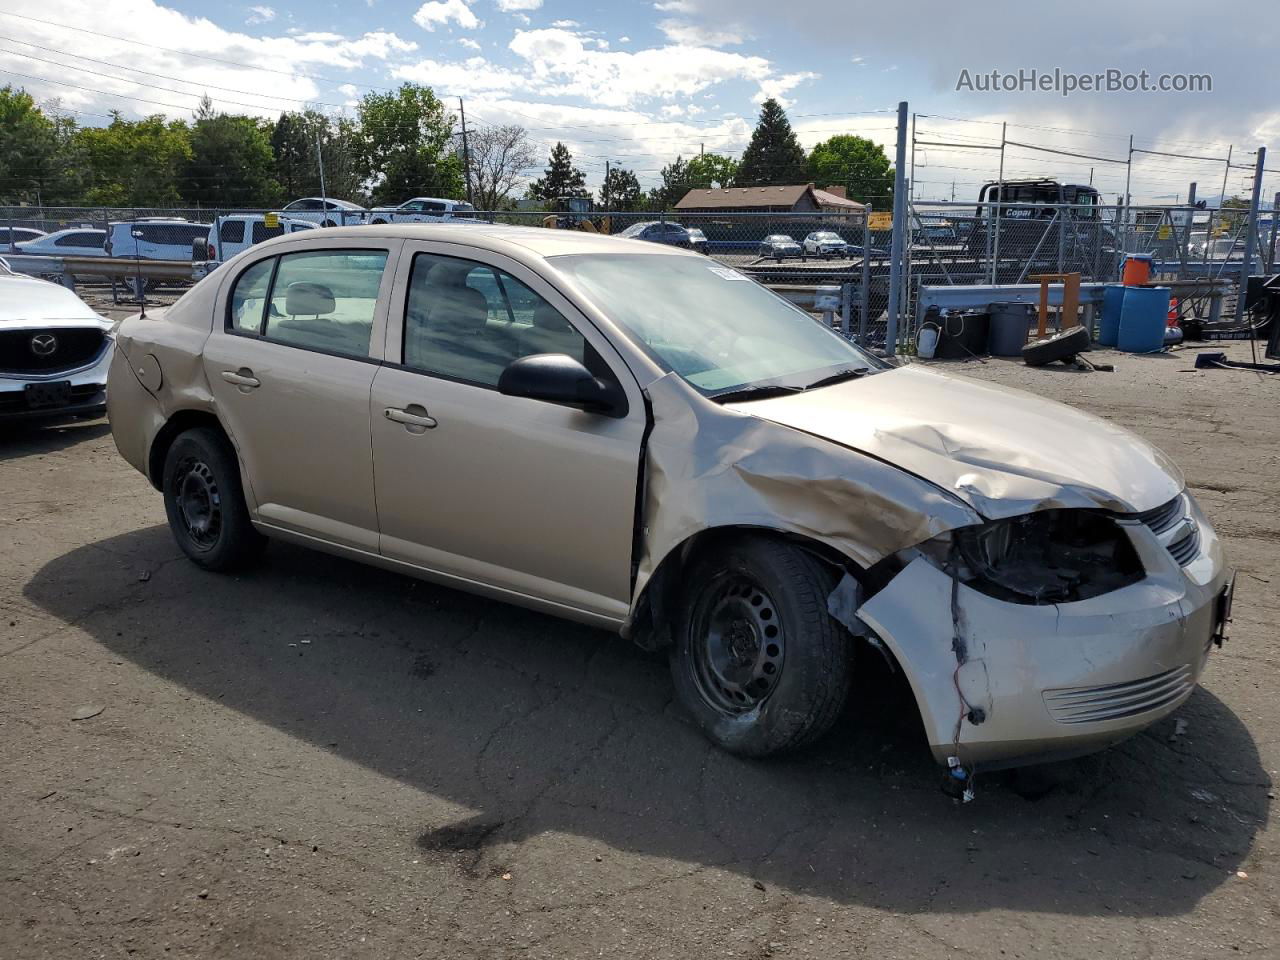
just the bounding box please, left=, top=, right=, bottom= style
left=1268, top=191, right=1280, bottom=272
left=840, top=280, right=851, bottom=337
left=859, top=206, right=872, bottom=345
left=884, top=101, right=908, bottom=357
left=1235, top=146, right=1266, bottom=325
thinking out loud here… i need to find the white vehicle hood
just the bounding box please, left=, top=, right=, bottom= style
left=0, top=274, right=112, bottom=329
left=728, top=364, right=1184, bottom=518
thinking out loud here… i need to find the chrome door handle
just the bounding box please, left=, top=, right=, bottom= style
left=221, top=369, right=260, bottom=388
left=384, top=405, right=437, bottom=429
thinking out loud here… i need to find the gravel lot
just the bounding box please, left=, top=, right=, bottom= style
left=1, top=339, right=1276, bottom=959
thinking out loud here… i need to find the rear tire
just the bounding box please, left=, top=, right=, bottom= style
left=670, top=537, right=851, bottom=757
left=162, top=427, right=266, bottom=572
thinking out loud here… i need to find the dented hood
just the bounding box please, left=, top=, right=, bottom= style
left=728, top=364, right=1184, bottom=518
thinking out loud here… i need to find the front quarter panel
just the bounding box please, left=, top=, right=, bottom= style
left=632, top=373, right=981, bottom=614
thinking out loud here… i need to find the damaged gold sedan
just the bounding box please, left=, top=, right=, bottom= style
left=106, top=225, right=1234, bottom=773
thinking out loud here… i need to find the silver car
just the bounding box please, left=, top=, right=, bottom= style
left=105, top=224, right=1232, bottom=774
left=0, top=260, right=114, bottom=421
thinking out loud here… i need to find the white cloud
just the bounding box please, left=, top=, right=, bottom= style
left=618, top=35, right=631, bottom=43
left=508, top=27, right=773, bottom=108
left=850, top=55, right=864, bottom=64
left=246, top=5, right=275, bottom=25
left=393, top=56, right=528, bottom=96
left=0, top=0, right=418, bottom=121
left=653, top=0, right=695, bottom=10
left=413, top=0, right=480, bottom=31
left=458, top=37, right=482, bottom=50
left=495, top=0, right=542, bottom=9
left=755, top=70, right=818, bottom=107
left=657, top=19, right=741, bottom=46
left=550, top=19, right=579, bottom=27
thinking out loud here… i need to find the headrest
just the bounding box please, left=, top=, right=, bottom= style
left=285, top=281, right=335, bottom=316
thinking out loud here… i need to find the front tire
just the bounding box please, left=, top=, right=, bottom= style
left=670, top=537, right=851, bottom=757
left=162, top=427, right=266, bottom=572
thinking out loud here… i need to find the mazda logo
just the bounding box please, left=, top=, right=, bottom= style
left=29, top=334, right=58, bottom=357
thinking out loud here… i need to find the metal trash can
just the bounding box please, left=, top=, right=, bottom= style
left=987, top=302, right=1038, bottom=357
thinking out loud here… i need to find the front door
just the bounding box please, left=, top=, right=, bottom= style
left=369, top=243, right=646, bottom=621
left=205, top=243, right=398, bottom=551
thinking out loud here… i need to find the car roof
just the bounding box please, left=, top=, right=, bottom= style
left=40, top=227, right=105, bottom=239
left=277, top=223, right=704, bottom=258
left=292, top=197, right=365, bottom=208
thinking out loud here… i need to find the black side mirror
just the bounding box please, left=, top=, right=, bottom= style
left=498, top=354, right=626, bottom=417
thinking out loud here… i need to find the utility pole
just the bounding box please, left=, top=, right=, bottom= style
left=885, top=101, right=908, bottom=357
left=458, top=98, right=474, bottom=206
left=1235, top=146, right=1265, bottom=325
left=316, top=130, right=328, bottom=225
left=604, top=160, right=611, bottom=210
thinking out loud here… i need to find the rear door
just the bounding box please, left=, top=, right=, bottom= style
left=204, top=241, right=399, bottom=551
left=368, top=242, right=646, bottom=620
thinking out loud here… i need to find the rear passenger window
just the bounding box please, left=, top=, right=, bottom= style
left=220, top=221, right=245, bottom=243
left=403, top=253, right=586, bottom=387
left=229, top=259, right=274, bottom=333
left=263, top=250, right=388, bottom=358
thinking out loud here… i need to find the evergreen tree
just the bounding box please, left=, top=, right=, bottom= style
left=735, top=98, right=808, bottom=186
left=528, top=142, right=587, bottom=201
left=185, top=105, right=279, bottom=206
left=647, top=155, right=690, bottom=209
left=600, top=166, right=641, bottom=210
left=271, top=112, right=311, bottom=199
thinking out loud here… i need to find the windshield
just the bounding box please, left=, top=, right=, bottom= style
left=550, top=253, right=881, bottom=395
left=618, top=223, right=651, bottom=238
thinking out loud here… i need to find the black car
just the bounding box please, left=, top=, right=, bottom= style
left=617, top=221, right=693, bottom=249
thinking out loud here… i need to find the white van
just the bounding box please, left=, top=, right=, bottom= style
left=205, top=214, right=316, bottom=263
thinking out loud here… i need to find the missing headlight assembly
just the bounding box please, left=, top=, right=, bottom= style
left=924, top=510, right=1145, bottom=605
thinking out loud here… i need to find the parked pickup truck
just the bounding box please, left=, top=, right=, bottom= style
left=368, top=197, right=479, bottom=224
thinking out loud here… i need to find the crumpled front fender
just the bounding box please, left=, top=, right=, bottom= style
left=628, top=373, right=982, bottom=623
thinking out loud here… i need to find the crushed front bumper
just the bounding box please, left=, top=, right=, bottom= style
left=857, top=500, right=1231, bottom=769
left=0, top=340, right=113, bottom=421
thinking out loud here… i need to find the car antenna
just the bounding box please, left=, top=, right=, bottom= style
left=131, top=224, right=147, bottom=319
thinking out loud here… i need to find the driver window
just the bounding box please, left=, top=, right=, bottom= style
left=403, top=252, right=588, bottom=387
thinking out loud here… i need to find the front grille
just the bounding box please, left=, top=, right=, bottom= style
left=1044, top=664, right=1194, bottom=724
left=1134, top=495, right=1185, bottom=535
left=1128, top=494, right=1201, bottom=567
left=0, top=328, right=107, bottom=373
left=1168, top=527, right=1201, bottom=566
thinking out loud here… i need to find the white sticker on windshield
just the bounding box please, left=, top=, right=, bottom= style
left=707, top=265, right=749, bottom=281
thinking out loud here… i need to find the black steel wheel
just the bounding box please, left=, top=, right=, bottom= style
left=171, top=456, right=222, bottom=551
left=689, top=573, right=786, bottom=715
left=671, top=537, right=852, bottom=757
left=162, top=426, right=266, bottom=571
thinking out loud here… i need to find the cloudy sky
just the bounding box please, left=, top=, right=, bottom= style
left=0, top=0, right=1275, bottom=203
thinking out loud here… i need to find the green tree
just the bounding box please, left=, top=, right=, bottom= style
left=271, top=111, right=311, bottom=199
left=735, top=98, right=807, bottom=186
left=647, top=155, right=690, bottom=209
left=357, top=83, right=463, bottom=205
left=528, top=142, right=587, bottom=201
left=185, top=101, right=279, bottom=206
left=685, top=153, right=737, bottom=189
left=0, top=87, right=83, bottom=205
left=74, top=113, right=192, bottom=206
left=807, top=134, right=893, bottom=207
left=600, top=165, right=642, bottom=210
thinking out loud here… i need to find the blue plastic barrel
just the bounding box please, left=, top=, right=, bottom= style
left=1099, top=284, right=1125, bottom=346
left=1117, top=286, right=1171, bottom=353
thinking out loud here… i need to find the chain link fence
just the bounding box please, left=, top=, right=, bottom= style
left=3, top=201, right=1271, bottom=354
